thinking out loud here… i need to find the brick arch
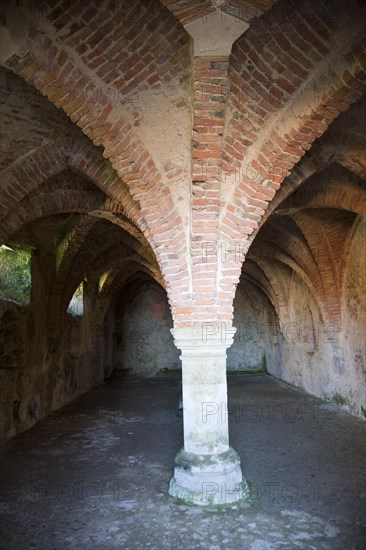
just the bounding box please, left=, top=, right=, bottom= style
left=4, top=5, right=191, bottom=318
left=0, top=140, right=144, bottom=233
left=0, top=65, right=79, bottom=170
left=47, top=247, right=155, bottom=339
left=0, top=137, right=158, bottom=267
left=53, top=217, right=156, bottom=308
left=54, top=215, right=99, bottom=276
left=47, top=253, right=154, bottom=344
left=0, top=169, right=157, bottom=333
left=241, top=259, right=282, bottom=320
left=338, top=138, right=366, bottom=179
left=217, top=0, right=366, bottom=317
left=0, top=187, right=105, bottom=244
left=278, top=178, right=366, bottom=216
left=245, top=170, right=364, bottom=329
left=222, top=1, right=277, bottom=22
left=88, top=205, right=156, bottom=261
left=255, top=133, right=366, bottom=231
left=248, top=213, right=329, bottom=322
left=161, top=0, right=276, bottom=26
left=222, top=0, right=365, bottom=187
left=1, top=158, right=155, bottom=300
left=60, top=220, right=150, bottom=273
left=250, top=241, right=328, bottom=324
left=95, top=264, right=163, bottom=328
left=35, top=0, right=191, bottom=98
left=290, top=209, right=357, bottom=327
left=59, top=220, right=157, bottom=304
left=256, top=216, right=325, bottom=298
left=48, top=209, right=157, bottom=332
left=49, top=227, right=156, bottom=334
left=245, top=257, right=293, bottom=327
left=66, top=141, right=143, bottom=230
left=62, top=250, right=154, bottom=319
left=100, top=265, right=163, bottom=302
left=160, top=0, right=216, bottom=24
left=0, top=143, right=69, bottom=220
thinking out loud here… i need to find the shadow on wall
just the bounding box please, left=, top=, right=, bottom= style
left=113, top=281, right=181, bottom=376
left=0, top=300, right=105, bottom=442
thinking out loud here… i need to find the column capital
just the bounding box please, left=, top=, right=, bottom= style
left=184, top=11, right=248, bottom=57
left=171, top=325, right=236, bottom=356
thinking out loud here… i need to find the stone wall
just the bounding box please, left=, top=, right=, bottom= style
left=225, top=217, right=365, bottom=418
left=113, top=281, right=181, bottom=376
left=0, top=300, right=105, bottom=442
left=228, top=280, right=277, bottom=372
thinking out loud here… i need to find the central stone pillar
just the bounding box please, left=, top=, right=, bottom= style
left=169, top=326, right=248, bottom=505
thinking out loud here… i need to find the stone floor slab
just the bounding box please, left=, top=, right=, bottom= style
left=0, top=374, right=365, bottom=549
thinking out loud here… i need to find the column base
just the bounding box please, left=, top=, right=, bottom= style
left=169, top=447, right=248, bottom=506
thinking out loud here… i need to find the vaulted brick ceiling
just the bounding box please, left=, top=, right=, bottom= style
left=161, top=0, right=277, bottom=24
left=0, top=0, right=365, bottom=328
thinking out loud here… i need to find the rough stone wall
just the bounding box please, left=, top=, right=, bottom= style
left=114, top=281, right=181, bottom=376
left=0, top=303, right=26, bottom=371
left=228, top=281, right=277, bottom=371
left=263, top=221, right=366, bottom=417
left=338, top=218, right=366, bottom=415
left=0, top=300, right=105, bottom=442
left=226, top=216, right=365, bottom=416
